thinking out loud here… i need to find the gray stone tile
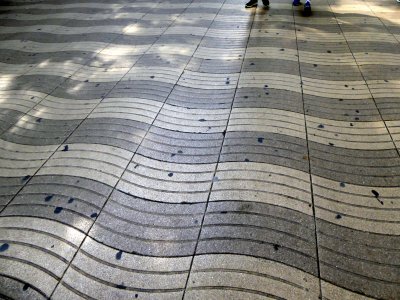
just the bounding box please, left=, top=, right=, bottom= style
left=297, top=40, right=350, bottom=53
left=300, top=63, right=363, bottom=81
left=220, top=131, right=309, bottom=172
left=89, top=190, right=205, bottom=256
left=347, top=41, right=400, bottom=54
left=67, top=118, right=149, bottom=152
left=0, top=109, right=23, bottom=134
left=167, top=85, right=235, bottom=109
left=243, top=58, right=300, bottom=74
left=197, top=201, right=318, bottom=275
left=186, top=57, right=243, bottom=74
left=3, top=75, right=65, bottom=95
left=309, top=141, right=400, bottom=186
left=2, top=175, right=112, bottom=232
left=248, top=37, right=297, bottom=49
left=51, top=80, right=116, bottom=100
left=304, top=95, right=381, bottom=122
left=2, top=115, right=80, bottom=146
left=134, top=53, right=190, bottom=69
left=137, top=126, right=223, bottom=164
left=234, top=87, right=304, bottom=113
left=0, top=177, right=25, bottom=211
left=108, top=80, right=174, bottom=102
left=317, top=219, right=400, bottom=299
left=0, top=275, right=47, bottom=300
left=359, top=64, right=400, bottom=80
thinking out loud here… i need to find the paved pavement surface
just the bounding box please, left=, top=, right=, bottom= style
left=0, top=0, right=399, bottom=299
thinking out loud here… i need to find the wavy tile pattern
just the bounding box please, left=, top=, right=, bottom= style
left=0, top=0, right=399, bottom=299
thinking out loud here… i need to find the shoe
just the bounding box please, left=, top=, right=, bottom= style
left=262, top=0, right=270, bottom=6
left=245, top=0, right=258, bottom=8
left=304, top=1, right=311, bottom=13
left=292, top=0, right=301, bottom=6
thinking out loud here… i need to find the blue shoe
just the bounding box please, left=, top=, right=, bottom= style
left=304, top=1, right=311, bottom=12
left=292, top=0, right=301, bottom=6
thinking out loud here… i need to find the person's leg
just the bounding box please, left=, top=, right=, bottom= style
left=292, top=0, right=301, bottom=6
left=245, top=0, right=258, bottom=8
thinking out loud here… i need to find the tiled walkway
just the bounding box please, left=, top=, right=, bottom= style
left=0, top=0, right=399, bottom=299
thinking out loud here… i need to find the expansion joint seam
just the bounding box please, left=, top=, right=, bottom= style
left=291, top=4, right=323, bottom=300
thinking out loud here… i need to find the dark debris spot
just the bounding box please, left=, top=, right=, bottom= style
left=244, top=158, right=250, bottom=162
left=168, top=172, right=173, bottom=177
left=116, top=250, right=123, bottom=260
left=21, top=175, right=31, bottom=182
left=250, top=62, right=255, bottom=65
left=198, top=118, right=206, bottom=122
left=150, top=76, right=155, bottom=79
left=273, top=244, right=280, bottom=251
left=313, top=64, right=318, bottom=67
left=61, top=145, right=69, bottom=152
left=44, top=194, right=54, bottom=202
left=220, top=211, right=227, bottom=214
left=68, top=197, right=74, bottom=204
left=0, top=243, right=9, bottom=252
left=327, top=50, right=331, bottom=53
left=222, top=129, right=226, bottom=137
left=328, top=142, right=334, bottom=146
left=135, top=294, right=139, bottom=299
left=36, top=118, right=42, bottom=123
left=171, top=153, right=176, bottom=157
left=116, top=284, right=126, bottom=290
left=178, top=150, right=183, bottom=154
left=90, top=213, right=98, bottom=218
left=335, top=214, right=342, bottom=219
left=22, top=284, right=29, bottom=291
left=317, top=124, right=324, bottom=129
left=258, top=137, right=264, bottom=143
left=54, top=207, right=63, bottom=214
left=340, top=182, right=346, bottom=187
left=371, top=190, right=379, bottom=197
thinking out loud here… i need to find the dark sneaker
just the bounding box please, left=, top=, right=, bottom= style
left=304, top=1, right=311, bottom=13
left=245, top=0, right=258, bottom=8
left=262, top=0, right=270, bottom=6
left=292, top=0, right=301, bottom=6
